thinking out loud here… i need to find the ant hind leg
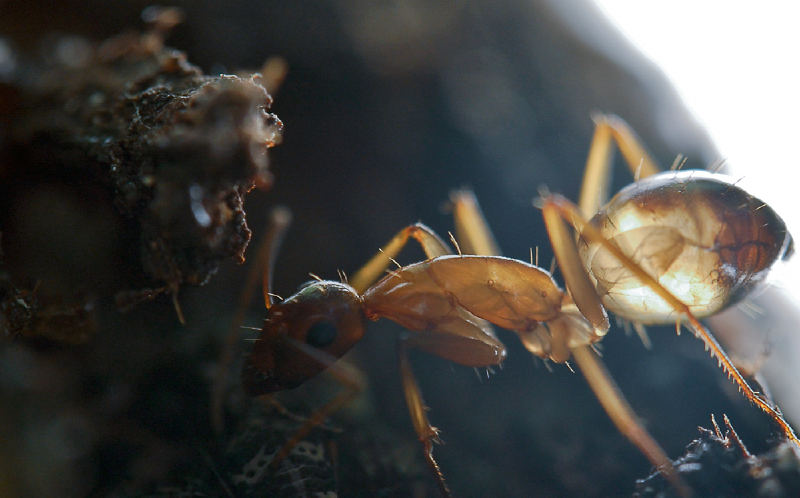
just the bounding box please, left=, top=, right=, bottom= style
left=578, top=114, right=662, bottom=217
left=541, top=196, right=691, bottom=497
left=546, top=194, right=800, bottom=480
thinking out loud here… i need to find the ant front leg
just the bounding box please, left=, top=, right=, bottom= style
left=212, top=208, right=292, bottom=434
left=262, top=338, right=366, bottom=472
left=234, top=209, right=370, bottom=473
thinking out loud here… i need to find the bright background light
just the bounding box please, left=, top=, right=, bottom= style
left=595, top=1, right=800, bottom=286
left=595, top=0, right=800, bottom=425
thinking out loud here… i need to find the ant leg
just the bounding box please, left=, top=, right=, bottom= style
left=349, top=223, right=452, bottom=293
left=449, top=189, right=501, bottom=256
left=578, top=114, right=662, bottom=217
left=542, top=200, right=609, bottom=333
left=545, top=194, right=800, bottom=449
left=398, top=337, right=452, bottom=498
left=211, top=208, right=292, bottom=434
left=352, top=188, right=501, bottom=291
left=266, top=337, right=366, bottom=471
left=260, top=395, right=341, bottom=431
left=571, top=346, right=690, bottom=497
left=541, top=197, right=691, bottom=496
left=450, top=157, right=685, bottom=491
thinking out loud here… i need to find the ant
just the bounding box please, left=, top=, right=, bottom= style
left=216, top=114, right=798, bottom=497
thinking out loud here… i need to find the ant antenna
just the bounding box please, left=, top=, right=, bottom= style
left=212, top=206, right=291, bottom=435
left=262, top=207, right=292, bottom=310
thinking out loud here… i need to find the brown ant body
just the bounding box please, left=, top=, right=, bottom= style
left=222, top=115, right=798, bottom=497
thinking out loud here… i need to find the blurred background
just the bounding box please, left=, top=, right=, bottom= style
left=2, top=0, right=796, bottom=496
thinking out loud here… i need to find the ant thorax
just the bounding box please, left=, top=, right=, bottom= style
left=578, top=170, right=792, bottom=324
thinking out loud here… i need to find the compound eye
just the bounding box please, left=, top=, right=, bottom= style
left=305, top=321, right=338, bottom=349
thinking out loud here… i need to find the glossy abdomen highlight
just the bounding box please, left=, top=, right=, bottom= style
left=580, top=171, right=792, bottom=323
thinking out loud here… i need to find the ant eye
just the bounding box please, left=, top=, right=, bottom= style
left=306, top=321, right=338, bottom=349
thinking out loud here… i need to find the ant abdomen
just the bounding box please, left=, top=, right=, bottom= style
left=582, top=170, right=792, bottom=323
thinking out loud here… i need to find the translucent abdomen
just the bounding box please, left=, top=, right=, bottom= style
left=579, top=171, right=792, bottom=323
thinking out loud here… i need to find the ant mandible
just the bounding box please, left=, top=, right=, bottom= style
left=224, top=114, right=798, bottom=497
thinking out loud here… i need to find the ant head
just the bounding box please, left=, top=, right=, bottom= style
left=243, top=280, right=365, bottom=395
